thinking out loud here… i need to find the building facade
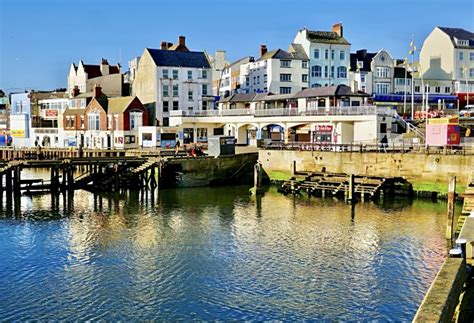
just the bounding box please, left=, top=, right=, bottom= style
left=293, top=23, right=351, bottom=88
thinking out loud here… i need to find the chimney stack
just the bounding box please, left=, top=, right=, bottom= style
left=161, top=41, right=168, bottom=50
left=179, top=35, right=186, bottom=46
left=332, top=23, right=343, bottom=37
left=260, top=45, right=267, bottom=57
left=100, top=58, right=109, bottom=76
left=93, top=84, right=102, bottom=98
left=72, top=85, right=80, bottom=97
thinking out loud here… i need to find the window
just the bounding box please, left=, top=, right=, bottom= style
left=415, top=86, right=420, bottom=92
left=163, top=101, right=169, bottom=112
left=129, top=111, right=143, bottom=130
left=163, top=117, right=169, bottom=127
left=302, top=61, right=308, bottom=68
left=325, top=49, right=329, bottom=60
left=201, top=70, right=208, bottom=79
left=330, top=66, right=334, bottom=78
left=380, top=123, right=387, bottom=134
left=302, top=74, right=308, bottom=82
left=162, top=85, right=169, bottom=97
left=162, top=69, right=169, bottom=79
left=459, top=67, right=465, bottom=78
left=457, top=39, right=469, bottom=46
left=188, top=70, right=193, bottom=80
left=172, top=70, right=179, bottom=80
left=375, top=83, right=390, bottom=94
left=70, top=100, right=76, bottom=108
left=253, top=76, right=256, bottom=85
left=80, top=99, right=86, bottom=107
left=311, top=65, right=322, bottom=77
left=245, top=76, right=249, bottom=87
left=108, top=115, right=112, bottom=129
left=202, top=84, right=208, bottom=95
left=311, top=83, right=322, bottom=88
left=445, top=87, right=451, bottom=93
left=280, top=74, right=292, bottom=82
left=202, top=101, right=207, bottom=110
left=264, top=74, right=267, bottom=83
left=324, top=65, right=328, bottom=77
left=114, top=114, right=119, bottom=130
left=173, top=84, right=179, bottom=97
left=188, top=90, right=193, bottom=101
left=435, top=86, right=440, bottom=93
left=470, top=68, right=474, bottom=78
left=313, top=49, right=320, bottom=59
left=376, top=67, right=390, bottom=78
left=280, top=60, right=291, bottom=68
left=331, top=50, right=335, bottom=60
left=360, top=74, right=366, bottom=83
left=173, top=101, right=179, bottom=110
left=257, top=75, right=260, bottom=84
left=337, top=66, right=347, bottom=78
left=339, top=51, right=345, bottom=60
left=280, top=87, right=291, bottom=94
left=87, top=112, right=100, bottom=130
left=80, top=116, right=84, bottom=129
left=459, top=52, right=464, bottom=61
left=470, top=52, right=474, bottom=61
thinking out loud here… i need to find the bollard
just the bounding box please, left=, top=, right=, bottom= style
left=446, top=176, right=456, bottom=241
left=449, top=248, right=462, bottom=258
left=456, top=238, right=467, bottom=260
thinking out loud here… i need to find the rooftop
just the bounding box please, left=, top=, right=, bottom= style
left=305, top=29, right=350, bottom=45
left=147, top=48, right=210, bottom=68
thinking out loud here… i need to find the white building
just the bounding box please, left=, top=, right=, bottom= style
left=218, top=56, right=254, bottom=97
left=132, top=38, right=213, bottom=127
left=207, top=50, right=229, bottom=96
left=239, top=44, right=309, bottom=95
left=67, top=59, right=122, bottom=98
left=420, top=27, right=474, bottom=97
left=30, top=97, right=69, bottom=148
left=293, top=23, right=351, bottom=88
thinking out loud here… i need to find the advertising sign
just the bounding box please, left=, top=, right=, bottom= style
left=45, top=109, right=59, bottom=117
left=11, top=130, right=25, bottom=138
left=314, top=125, right=333, bottom=132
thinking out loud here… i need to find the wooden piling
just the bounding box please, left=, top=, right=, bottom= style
left=348, top=174, right=355, bottom=203
left=446, top=176, right=456, bottom=241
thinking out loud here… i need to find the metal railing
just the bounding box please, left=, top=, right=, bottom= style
left=172, top=106, right=393, bottom=118
left=262, top=141, right=474, bottom=155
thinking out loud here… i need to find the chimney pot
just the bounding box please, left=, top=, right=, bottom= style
left=161, top=41, right=168, bottom=50
left=72, top=85, right=80, bottom=97
left=93, top=85, right=102, bottom=98
left=179, top=36, right=185, bottom=46
left=260, top=45, right=267, bottom=57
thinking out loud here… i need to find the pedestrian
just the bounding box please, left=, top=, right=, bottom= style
left=175, top=139, right=181, bottom=156
left=78, top=144, right=84, bottom=158
left=380, top=135, right=388, bottom=153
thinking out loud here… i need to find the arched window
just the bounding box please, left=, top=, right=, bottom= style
left=324, top=66, right=328, bottom=78
left=311, top=65, right=322, bottom=77
left=87, top=110, right=100, bottom=130
left=330, top=66, right=335, bottom=78
left=337, top=66, right=347, bottom=78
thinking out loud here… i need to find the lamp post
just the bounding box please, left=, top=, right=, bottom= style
left=464, top=66, right=469, bottom=107
left=403, top=57, right=408, bottom=116
left=409, top=35, right=416, bottom=120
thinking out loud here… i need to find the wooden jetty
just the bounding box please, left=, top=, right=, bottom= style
left=278, top=172, right=413, bottom=201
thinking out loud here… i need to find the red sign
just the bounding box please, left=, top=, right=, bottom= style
left=45, top=109, right=58, bottom=117
left=314, top=125, right=333, bottom=132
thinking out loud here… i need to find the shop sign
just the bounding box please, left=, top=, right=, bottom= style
left=11, top=129, right=25, bottom=138
left=45, top=110, right=58, bottom=117
left=314, top=125, right=333, bottom=132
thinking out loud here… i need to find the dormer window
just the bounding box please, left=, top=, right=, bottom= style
left=456, top=39, right=469, bottom=46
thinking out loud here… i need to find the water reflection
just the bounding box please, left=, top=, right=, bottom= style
left=0, top=171, right=452, bottom=321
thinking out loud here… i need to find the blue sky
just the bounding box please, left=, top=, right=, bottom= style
left=1, top=0, right=473, bottom=93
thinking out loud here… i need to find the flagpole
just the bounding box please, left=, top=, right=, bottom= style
left=403, top=57, right=407, bottom=116
left=410, top=35, right=415, bottom=120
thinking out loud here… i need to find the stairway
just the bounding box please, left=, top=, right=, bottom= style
left=455, top=184, right=474, bottom=235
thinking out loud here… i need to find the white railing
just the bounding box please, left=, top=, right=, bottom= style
left=173, top=106, right=392, bottom=118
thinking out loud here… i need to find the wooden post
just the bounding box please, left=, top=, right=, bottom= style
left=291, top=160, right=296, bottom=176
left=446, top=176, right=456, bottom=241
left=348, top=174, right=355, bottom=203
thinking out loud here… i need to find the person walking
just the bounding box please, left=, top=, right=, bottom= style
left=380, top=135, right=388, bottom=153
left=175, top=139, right=181, bottom=156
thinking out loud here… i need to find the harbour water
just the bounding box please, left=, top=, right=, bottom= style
left=0, top=179, right=449, bottom=320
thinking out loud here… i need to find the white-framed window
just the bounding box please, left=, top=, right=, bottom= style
left=70, top=100, right=76, bottom=108
left=201, top=70, right=208, bottom=79
left=470, top=68, right=474, bottom=78
left=415, top=86, right=420, bottom=92
left=311, top=83, right=322, bottom=88
left=324, top=65, right=328, bottom=77
left=162, top=85, right=169, bottom=97
left=360, top=74, right=366, bottom=83
left=337, top=66, right=347, bottom=78
left=280, top=60, right=291, bottom=68
left=202, top=84, right=208, bottom=95
left=81, top=99, right=86, bottom=107
left=87, top=112, right=100, bottom=130
left=280, top=87, right=291, bottom=94
left=172, top=70, right=179, bottom=80
left=173, top=84, right=179, bottom=97
left=459, top=67, right=465, bottom=78
left=280, top=74, right=291, bottom=82
left=470, top=52, right=474, bottom=61
left=188, top=70, right=193, bottom=80
left=325, top=49, right=329, bottom=60
left=80, top=116, right=84, bottom=129
left=376, top=67, right=390, bottom=78
left=188, top=90, right=193, bottom=101
left=257, top=75, right=260, bottom=84
left=302, top=74, right=308, bottom=82
left=163, top=101, right=169, bottom=112
left=459, top=52, right=464, bottom=61
left=313, top=49, right=320, bottom=59
left=173, top=101, right=179, bottom=110
left=435, top=86, right=440, bottom=93
left=339, top=51, right=345, bottom=60
left=302, top=61, right=308, bottom=68
left=264, top=74, right=267, bottom=83
left=445, top=86, right=451, bottom=93
left=311, top=65, right=322, bottom=77
left=330, top=66, right=334, bottom=78
left=129, top=110, right=143, bottom=130
left=375, top=83, right=390, bottom=94
left=245, top=76, right=249, bottom=87
left=331, top=50, right=335, bottom=60
left=162, top=69, right=169, bottom=79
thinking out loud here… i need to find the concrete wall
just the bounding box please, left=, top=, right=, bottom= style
left=259, top=149, right=474, bottom=186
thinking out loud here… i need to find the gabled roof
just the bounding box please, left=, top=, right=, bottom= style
left=259, top=48, right=308, bottom=62
left=227, top=56, right=254, bottom=68
left=438, top=27, right=474, bottom=48
left=305, top=29, right=350, bottom=45
left=350, top=50, right=376, bottom=72
left=63, top=107, right=85, bottom=116
left=146, top=48, right=211, bottom=68
left=107, top=96, right=137, bottom=114
left=293, top=85, right=369, bottom=98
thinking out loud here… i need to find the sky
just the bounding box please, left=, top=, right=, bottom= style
left=0, top=0, right=473, bottom=93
